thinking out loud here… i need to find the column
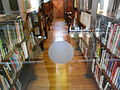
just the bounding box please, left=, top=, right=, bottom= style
left=91, top=0, right=98, bottom=27
left=85, top=0, right=98, bottom=78
left=17, top=0, right=26, bottom=22
left=80, top=0, right=84, bottom=10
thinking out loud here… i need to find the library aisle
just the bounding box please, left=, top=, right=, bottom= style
left=27, top=19, right=98, bottom=90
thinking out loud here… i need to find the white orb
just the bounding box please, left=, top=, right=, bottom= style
left=48, top=41, right=74, bottom=64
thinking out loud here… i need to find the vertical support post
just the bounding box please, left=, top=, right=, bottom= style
left=88, top=0, right=92, bottom=10
left=80, top=0, right=84, bottom=10
left=17, top=0, right=26, bottom=22
left=91, top=0, right=98, bottom=27
left=85, top=0, right=98, bottom=78
left=107, top=0, right=114, bottom=16
left=77, top=0, right=80, bottom=19
left=1, top=0, right=11, bottom=14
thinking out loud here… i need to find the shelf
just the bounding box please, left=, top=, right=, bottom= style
left=95, top=62, right=118, bottom=90
left=94, top=36, right=120, bottom=59
left=0, top=14, right=18, bottom=23
left=12, top=67, right=23, bottom=85
left=102, top=70, right=118, bottom=90
left=5, top=42, right=24, bottom=59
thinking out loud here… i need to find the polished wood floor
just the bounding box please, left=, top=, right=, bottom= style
left=27, top=19, right=99, bottom=90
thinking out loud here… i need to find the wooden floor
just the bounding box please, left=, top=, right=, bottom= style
left=27, top=19, right=99, bottom=90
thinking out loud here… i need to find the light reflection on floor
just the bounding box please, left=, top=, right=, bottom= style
left=56, top=64, right=68, bottom=90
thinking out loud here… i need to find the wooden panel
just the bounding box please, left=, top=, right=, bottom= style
left=53, top=0, right=64, bottom=18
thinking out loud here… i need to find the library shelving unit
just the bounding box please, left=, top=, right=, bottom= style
left=0, top=11, right=44, bottom=90
left=66, top=0, right=120, bottom=89
left=92, top=14, right=120, bottom=90
left=70, top=5, right=120, bottom=89
left=0, top=15, right=28, bottom=90
left=77, top=10, right=120, bottom=89
left=0, top=1, right=54, bottom=89
left=36, top=0, right=54, bottom=39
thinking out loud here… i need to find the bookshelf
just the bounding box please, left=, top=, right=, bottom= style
left=92, top=13, right=120, bottom=90
left=75, top=6, right=120, bottom=90
left=0, top=15, right=27, bottom=90
left=0, top=0, right=54, bottom=89
left=68, top=0, right=120, bottom=89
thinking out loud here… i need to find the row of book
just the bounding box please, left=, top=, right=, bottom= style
left=92, top=57, right=120, bottom=89
left=0, top=47, right=25, bottom=89
left=93, top=27, right=120, bottom=89
left=94, top=41, right=101, bottom=59
left=79, top=38, right=88, bottom=59
left=79, top=31, right=93, bottom=59
left=95, top=14, right=120, bottom=58
left=0, top=17, right=28, bottom=60
left=93, top=63, right=114, bottom=90
left=90, top=14, right=120, bottom=89
left=0, top=16, right=31, bottom=89
left=107, top=24, right=120, bottom=58
left=100, top=49, right=120, bottom=86
left=0, top=74, right=21, bottom=90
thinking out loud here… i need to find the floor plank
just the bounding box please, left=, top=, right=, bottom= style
left=27, top=19, right=99, bottom=90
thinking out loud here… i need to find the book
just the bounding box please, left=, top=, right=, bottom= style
left=19, top=19, right=24, bottom=40
left=106, top=56, right=114, bottom=77
left=92, top=59, right=96, bottom=73
left=0, top=75, right=10, bottom=90
left=112, top=27, right=120, bottom=56
left=34, top=27, right=40, bottom=35
left=0, top=79, right=4, bottom=90
left=28, top=17, right=33, bottom=30
left=99, top=75, right=104, bottom=89
left=107, top=24, right=118, bottom=49
left=102, top=76, right=108, bottom=89
left=15, top=21, right=22, bottom=43
left=111, top=26, right=120, bottom=52
left=0, top=39, right=5, bottom=60
left=104, top=82, right=113, bottom=90
left=112, top=67, right=120, bottom=84
left=10, top=52, right=22, bottom=72
left=104, top=53, right=111, bottom=71
left=100, top=49, right=106, bottom=68
left=21, top=42, right=28, bottom=59
left=5, top=63, right=16, bottom=80
left=6, top=24, right=14, bottom=51
left=115, top=71, right=120, bottom=88
left=95, top=42, right=101, bottom=59
left=3, top=67, right=13, bottom=84
left=110, top=61, right=120, bottom=81
left=94, top=64, right=99, bottom=83
left=104, top=22, right=112, bottom=45
left=114, top=68, right=120, bottom=87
